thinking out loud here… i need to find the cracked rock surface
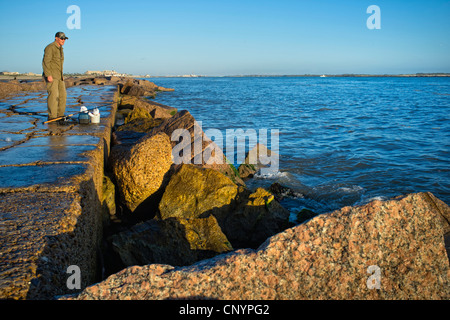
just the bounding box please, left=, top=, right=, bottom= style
left=0, top=83, right=118, bottom=299
left=0, top=85, right=116, bottom=187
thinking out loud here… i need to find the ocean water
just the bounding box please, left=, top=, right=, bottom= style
left=147, top=76, right=450, bottom=215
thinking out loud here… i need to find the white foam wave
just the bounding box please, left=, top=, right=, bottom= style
left=253, top=170, right=290, bottom=180
left=338, top=185, right=364, bottom=193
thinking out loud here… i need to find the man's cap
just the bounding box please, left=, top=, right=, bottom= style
left=55, top=32, right=68, bottom=40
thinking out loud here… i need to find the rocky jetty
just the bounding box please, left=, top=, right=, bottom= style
left=68, top=79, right=450, bottom=299
left=0, top=80, right=45, bottom=100
left=103, top=94, right=292, bottom=271
left=64, top=192, right=450, bottom=300
left=0, top=80, right=121, bottom=299
left=0, top=76, right=175, bottom=299
left=0, top=75, right=173, bottom=100
left=1, top=76, right=449, bottom=300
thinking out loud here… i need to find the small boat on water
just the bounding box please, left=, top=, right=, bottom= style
left=320, top=75, right=326, bottom=78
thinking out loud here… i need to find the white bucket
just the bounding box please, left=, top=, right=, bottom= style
left=89, top=108, right=100, bottom=124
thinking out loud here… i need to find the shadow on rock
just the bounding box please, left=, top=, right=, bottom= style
left=107, top=216, right=233, bottom=271
left=24, top=177, right=104, bottom=300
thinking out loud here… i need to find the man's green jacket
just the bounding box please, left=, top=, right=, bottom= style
left=42, top=41, right=64, bottom=81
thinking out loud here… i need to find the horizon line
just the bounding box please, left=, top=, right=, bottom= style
left=2, top=72, right=450, bottom=79
left=143, top=72, right=450, bottom=78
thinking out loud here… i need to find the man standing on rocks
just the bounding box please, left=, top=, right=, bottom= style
left=42, top=32, right=68, bottom=121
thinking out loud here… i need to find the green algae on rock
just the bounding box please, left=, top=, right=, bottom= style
left=159, top=164, right=238, bottom=220
left=158, top=164, right=290, bottom=249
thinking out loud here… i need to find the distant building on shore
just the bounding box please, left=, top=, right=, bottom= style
left=24, top=72, right=41, bottom=76
left=1, top=71, right=41, bottom=77
left=0, top=71, right=20, bottom=76
left=85, top=70, right=129, bottom=77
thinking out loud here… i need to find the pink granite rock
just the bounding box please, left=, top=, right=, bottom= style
left=63, top=192, right=450, bottom=300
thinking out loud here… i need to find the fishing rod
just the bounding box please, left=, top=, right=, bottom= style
left=42, top=105, right=108, bottom=124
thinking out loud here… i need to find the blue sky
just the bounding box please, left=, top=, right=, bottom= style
left=0, top=0, right=449, bottom=76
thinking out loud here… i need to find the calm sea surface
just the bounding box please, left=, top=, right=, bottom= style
left=147, top=76, right=450, bottom=215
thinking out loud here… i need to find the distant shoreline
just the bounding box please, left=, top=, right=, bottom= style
left=1, top=73, right=449, bottom=81
left=147, top=73, right=450, bottom=78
